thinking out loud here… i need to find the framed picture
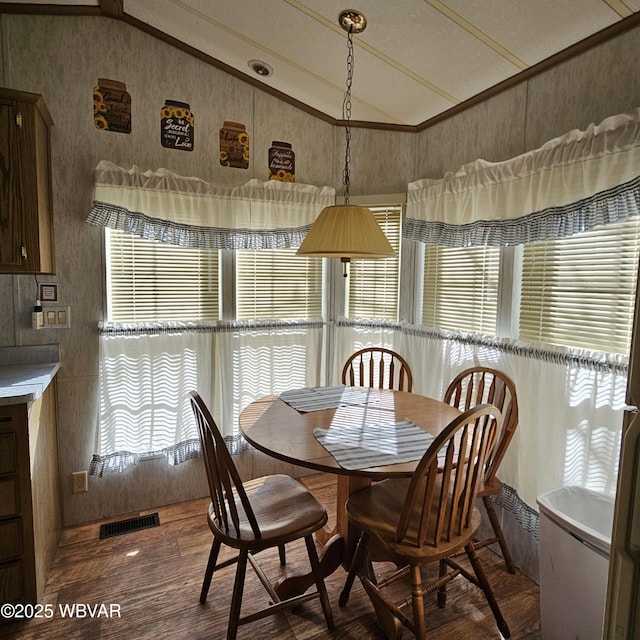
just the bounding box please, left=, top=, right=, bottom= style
left=39, top=283, right=58, bottom=303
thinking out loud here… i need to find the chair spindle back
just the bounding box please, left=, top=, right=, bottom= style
left=342, top=347, right=413, bottom=392
left=396, top=404, right=502, bottom=548
left=444, top=367, right=518, bottom=485
left=190, top=391, right=261, bottom=539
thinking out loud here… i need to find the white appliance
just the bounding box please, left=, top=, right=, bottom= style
left=604, top=257, right=640, bottom=639
left=538, top=486, right=615, bottom=640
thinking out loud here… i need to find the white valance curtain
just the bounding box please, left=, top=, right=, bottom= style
left=405, top=107, right=640, bottom=247
left=86, top=160, right=335, bottom=249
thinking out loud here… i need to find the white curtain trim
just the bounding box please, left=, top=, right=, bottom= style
left=86, top=161, right=335, bottom=249
left=406, top=107, right=640, bottom=246
left=405, top=175, right=640, bottom=247
left=335, top=318, right=628, bottom=375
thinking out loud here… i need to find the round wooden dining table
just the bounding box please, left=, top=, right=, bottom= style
left=239, top=386, right=461, bottom=598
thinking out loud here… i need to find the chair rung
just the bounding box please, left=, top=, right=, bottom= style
left=361, top=576, right=414, bottom=636
left=474, top=536, right=499, bottom=549
left=248, top=551, right=280, bottom=602
left=376, top=565, right=411, bottom=589
left=442, top=557, right=478, bottom=588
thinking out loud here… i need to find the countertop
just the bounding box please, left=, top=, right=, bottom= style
left=0, top=345, right=60, bottom=406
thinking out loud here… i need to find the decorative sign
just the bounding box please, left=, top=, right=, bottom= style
left=93, top=78, right=131, bottom=133
left=268, top=141, right=295, bottom=182
left=39, top=283, right=58, bottom=303
left=219, top=121, right=249, bottom=169
left=160, top=100, right=194, bottom=151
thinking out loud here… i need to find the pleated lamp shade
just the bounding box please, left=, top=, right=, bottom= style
left=296, top=205, right=395, bottom=259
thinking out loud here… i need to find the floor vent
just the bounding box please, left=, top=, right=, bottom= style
left=99, top=513, right=160, bottom=539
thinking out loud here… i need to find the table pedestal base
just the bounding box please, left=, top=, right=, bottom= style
left=274, top=476, right=370, bottom=600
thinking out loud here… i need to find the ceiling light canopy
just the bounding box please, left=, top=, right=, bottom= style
left=248, top=59, right=273, bottom=77
left=297, top=10, right=394, bottom=274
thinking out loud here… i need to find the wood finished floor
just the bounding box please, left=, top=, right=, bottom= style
left=1, top=474, right=540, bottom=640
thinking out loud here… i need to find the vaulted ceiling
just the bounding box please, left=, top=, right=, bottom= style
left=4, top=0, right=640, bottom=128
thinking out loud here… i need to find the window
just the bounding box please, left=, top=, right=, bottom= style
left=422, top=245, right=500, bottom=333
left=236, top=249, right=323, bottom=319
left=520, top=218, right=640, bottom=353
left=106, top=229, right=218, bottom=322
left=346, top=206, right=402, bottom=320
left=420, top=218, right=640, bottom=355
left=106, top=233, right=324, bottom=323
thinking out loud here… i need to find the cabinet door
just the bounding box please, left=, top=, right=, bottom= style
left=0, top=403, right=36, bottom=604
left=0, top=98, right=23, bottom=267
left=0, top=88, right=55, bottom=274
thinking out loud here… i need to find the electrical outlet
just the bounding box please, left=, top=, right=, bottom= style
left=72, top=470, right=88, bottom=493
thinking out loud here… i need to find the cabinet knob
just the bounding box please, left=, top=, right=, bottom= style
left=21, top=245, right=27, bottom=260
left=15, top=112, right=23, bottom=128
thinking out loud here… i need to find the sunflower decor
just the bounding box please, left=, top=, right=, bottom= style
left=93, top=78, right=131, bottom=133
left=219, top=121, right=249, bottom=169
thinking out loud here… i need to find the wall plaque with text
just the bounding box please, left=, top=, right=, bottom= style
left=161, top=100, right=194, bottom=151
left=93, top=78, right=131, bottom=134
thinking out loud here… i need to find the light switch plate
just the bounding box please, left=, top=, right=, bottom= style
left=44, top=306, right=71, bottom=328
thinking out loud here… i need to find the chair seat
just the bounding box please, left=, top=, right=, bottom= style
left=346, top=478, right=481, bottom=564
left=208, top=474, right=328, bottom=550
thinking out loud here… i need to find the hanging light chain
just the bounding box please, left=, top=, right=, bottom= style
left=342, top=27, right=354, bottom=205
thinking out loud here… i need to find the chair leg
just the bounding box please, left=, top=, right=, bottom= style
left=465, top=543, right=511, bottom=639
left=483, top=495, right=517, bottom=574
left=227, top=549, right=248, bottom=640
left=304, top=535, right=335, bottom=630
left=436, top=559, right=447, bottom=608
left=339, top=530, right=370, bottom=607
left=278, top=544, right=286, bottom=566
left=410, top=564, right=427, bottom=640
left=200, top=537, right=222, bottom=603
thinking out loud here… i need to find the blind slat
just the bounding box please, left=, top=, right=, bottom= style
left=347, top=206, right=402, bottom=321
left=519, top=218, right=640, bottom=353
left=423, top=245, right=499, bottom=333
left=106, top=229, right=219, bottom=322
left=236, top=248, right=323, bottom=319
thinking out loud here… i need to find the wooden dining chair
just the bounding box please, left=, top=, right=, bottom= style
left=443, top=366, right=519, bottom=573
left=338, top=404, right=510, bottom=640
left=342, top=347, right=413, bottom=392
left=189, top=391, right=334, bottom=640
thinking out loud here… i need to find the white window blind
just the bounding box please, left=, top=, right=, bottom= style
left=520, top=218, right=640, bottom=354
left=346, top=206, right=402, bottom=320
left=422, top=245, right=500, bottom=333
left=106, top=229, right=219, bottom=322
left=236, top=248, right=323, bottom=320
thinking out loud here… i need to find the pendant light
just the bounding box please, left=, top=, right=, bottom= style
left=296, top=9, right=395, bottom=275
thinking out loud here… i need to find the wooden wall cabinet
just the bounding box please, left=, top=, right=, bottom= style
left=0, top=382, right=61, bottom=603
left=0, top=87, right=55, bottom=274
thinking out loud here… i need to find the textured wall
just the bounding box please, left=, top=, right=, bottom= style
left=1, top=12, right=639, bottom=526
left=0, top=13, right=335, bottom=526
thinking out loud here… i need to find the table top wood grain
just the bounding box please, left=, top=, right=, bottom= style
left=240, top=387, right=461, bottom=480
